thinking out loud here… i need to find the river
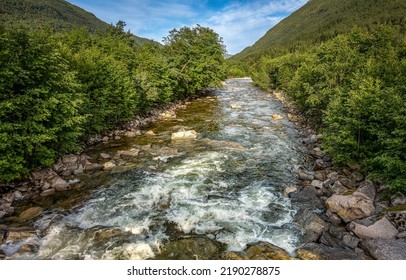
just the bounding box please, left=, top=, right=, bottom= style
left=7, top=78, right=310, bottom=259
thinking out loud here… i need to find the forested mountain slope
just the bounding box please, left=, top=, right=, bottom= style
left=233, top=0, right=406, bottom=62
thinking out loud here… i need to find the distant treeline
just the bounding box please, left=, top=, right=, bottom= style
left=248, top=26, right=405, bottom=191
left=0, top=23, right=226, bottom=182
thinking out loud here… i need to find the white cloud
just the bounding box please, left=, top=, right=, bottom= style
left=202, top=0, right=308, bottom=54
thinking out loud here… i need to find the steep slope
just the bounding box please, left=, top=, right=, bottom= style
left=0, top=0, right=152, bottom=45
left=234, top=0, right=406, bottom=61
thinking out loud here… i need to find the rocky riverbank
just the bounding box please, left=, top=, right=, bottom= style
left=271, top=90, right=406, bottom=260
left=1, top=83, right=405, bottom=260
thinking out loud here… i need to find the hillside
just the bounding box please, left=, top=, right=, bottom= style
left=0, top=0, right=151, bottom=45
left=233, top=0, right=406, bottom=61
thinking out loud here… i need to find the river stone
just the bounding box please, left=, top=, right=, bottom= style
left=283, top=185, right=298, bottom=197
left=357, top=180, right=376, bottom=201
left=220, top=251, right=249, bottom=260
left=360, top=238, right=406, bottom=260
left=296, top=243, right=366, bottom=260
left=271, top=114, right=283, bottom=120
left=100, top=153, right=112, bottom=159
left=84, top=162, right=103, bottom=171
left=326, top=193, right=375, bottom=223
left=2, top=193, right=14, bottom=203
left=5, top=229, right=37, bottom=243
left=155, top=237, right=222, bottom=260
left=51, top=176, right=69, bottom=191
left=290, top=185, right=324, bottom=210
left=313, top=159, right=326, bottom=171
left=40, top=189, right=55, bottom=197
left=342, top=233, right=360, bottom=249
left=244, top=242, right=292, bottom=260
left=311, top=180, right=323, bottom=189
left=124, top=131, right=140, bottom=138
left=298, top=171, right=314, bottom=181
left=19, top=207, right=43, bottom=220
left=230, top=104, right=241, bottom=109
left=330, top=180, right=350, bottom=195
left=348, top=217, right=399, bottom=239
left=145, top=130, right=156, bottom=136
left=294, top=209, right=327, bottom=243
left=171, top=130, right=198, bottom=140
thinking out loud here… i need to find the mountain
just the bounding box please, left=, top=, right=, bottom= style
left=0, top=0, right=152, bottom=45
left=233, top=0, right=406, bottom=61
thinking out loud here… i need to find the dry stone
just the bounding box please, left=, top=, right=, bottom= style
left=348, top=217, right=398, bottom=239
left=326, top=193, right=375, bottom=223
left=171, top=130, right=198, bottom=140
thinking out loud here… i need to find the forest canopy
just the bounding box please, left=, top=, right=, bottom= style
left=0, top=24, right=226, bottom=182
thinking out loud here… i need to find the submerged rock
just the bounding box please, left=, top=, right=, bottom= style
left=171, top=130, right=198, bottom=140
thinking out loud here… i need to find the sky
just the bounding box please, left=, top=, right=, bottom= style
left=67, top=0, right=308, bottom=54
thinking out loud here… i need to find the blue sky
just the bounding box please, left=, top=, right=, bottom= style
left=67, top=0, right=307, bottom=54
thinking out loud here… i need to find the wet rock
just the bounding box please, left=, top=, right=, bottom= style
left=342, top=233, right=360, bottom=249
left=360, top=238, right=406, bottom=260
left=348, top=217, right=398, bottom=239
left=100, top=153, right=112, bottom=159
left=124, top=130, right=140, bottom=138
left=94, top=227, right=123, bottom=239
left=357, top=180, right=376, bottom=201
left=391, top=193, right=406, bottom=206
left=171, top=130, right=198, bottom=140
left=291, top=186, right=324, bottom=210
left=230, top=104, right=241, bottom=109
left=296, top=243, right=366, bottom=260
left=271, top=114, right=283, bottom=120
left=298, top=171, right=314, bottom=181
left=155, top=237, right=222, bottom=260
left=243, top=242, right=292, bottom=260
left=19, top=207, right=43, bottom=220
left=40, top=189, right=55, bottom=197
left=326, top=193, right=375, bottom=223
left=115, top=148, right=140, bottom=159
left=103, top=161, right=116, bottom=170
left=283, top=185, right=298, bottom=197
left=84, top=162, right=103, bottom=171
left=294, top=209, right=327, bottom=243
left=220, top=251, right=249, bottom=260
left=4, top=228, right=37, bottom=243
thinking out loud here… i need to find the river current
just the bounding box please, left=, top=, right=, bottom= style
left=11, top=78, right=310, bottom=259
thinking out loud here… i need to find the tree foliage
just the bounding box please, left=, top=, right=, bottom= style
left=0, top=24, right=226, bottom=182
left=256, top=26, right=405, bottom=191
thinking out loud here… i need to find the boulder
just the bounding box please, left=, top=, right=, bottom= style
left=356, top=180, right=376, bottom=201
left=50, top=176, right=69, bottom=191
left=348, top=217, right=398, bottom=239
left=84, top=162, right=103, bottom=172
left=243, top=242, right=292, bottom=260
left=326, top=193, right=375, bottom=223
left=298, top=171, right=314, bottom=181
left=296, top=243, right=366, bottom=260
left=171, top=130, right=198, bottom=140
left=342, top=233, right=360, bottom=249
left=155, top=237, right=222, bottom=260
left=19, top=207, right=43, bottom=220
left=294, top=209, right=327, bottom=242
left=310, top=180, right=324, bottom=189
left=290, top=186, right=324, bottom=210
left=360, top=238, right=406, bottom=260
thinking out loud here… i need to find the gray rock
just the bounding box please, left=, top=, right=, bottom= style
left=313, top=159, right=326, bottom=171
left=0, top=211, right=6, bottom=220
left=330, top=180, right=349, bottom=195
left=40, top=189, right=55, bottom=197
left=19, top=207, right=43, bottom=220
left=311, top=180, right=323, bottom=189
left=2, top=193, right=14, bottom=203
left=51, top=176, right=69, bottom=191
left=357, top=180, right=376, bottom=201
left=290, top=186, right=324, bottom=210
left=360, top=238, right=406, bottom=260
left=13, top=191, right=23, bottom=201
left=326, top=211, right=343, bottom=226
left=298, top=171, right=314, bottom=181
left=294, top=209, right=327, bottom=242
left=296, top=243, right=366, bottom=260
left=342, top=233, right=360, bottom=249
left=348, top=217, right=398, bottom=239
left=326, top=193, right=375, bottom=223
left=337, top=175, right=355, bottom=188
left=100, top=153, right=112, bottom=159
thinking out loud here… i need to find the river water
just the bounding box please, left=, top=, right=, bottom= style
left=10, top=78, right=310, bottom=259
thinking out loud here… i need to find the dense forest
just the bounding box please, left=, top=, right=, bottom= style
left=252, top=26, right=405, bottom=191
left=0, top=23, right=226, bottom=182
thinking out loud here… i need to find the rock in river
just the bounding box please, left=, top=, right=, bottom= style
left=171, top=130, right=198, bottom=140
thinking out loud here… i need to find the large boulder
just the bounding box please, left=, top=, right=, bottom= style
left=296, top=243, right=367, bottom=260
left=326, top=193, right=375, bottom=223
left=294, top=209, right=327, bottom=242
left=242, top=242, right=292, bottom=260
left=171, top=130, right=198, bottom=140
left=360, top=238, right=406, bottom=260
left=348, top=217, right=398, bottom=239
